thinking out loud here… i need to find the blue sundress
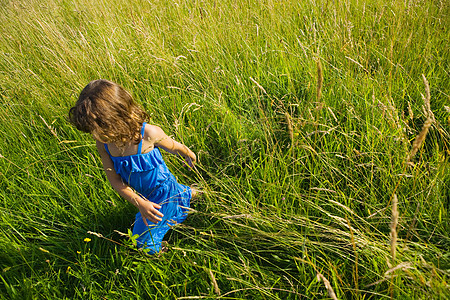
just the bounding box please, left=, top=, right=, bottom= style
left=104, top=122, right=191, bottom=254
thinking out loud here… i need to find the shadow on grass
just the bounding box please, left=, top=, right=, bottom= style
left=0, top=200, right=141, bottom=299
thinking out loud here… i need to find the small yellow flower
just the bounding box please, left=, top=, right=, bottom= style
left=84, top=238, right=91, bottom=242
left=77, top=251, right=81, bottom=254
left=66, top=266, right=71, bottom=273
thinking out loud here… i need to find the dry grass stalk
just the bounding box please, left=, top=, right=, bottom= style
left=284, top=112, right=294, bottom=142
left=385, top=262, right=412, bottom=276
left=421, top=74, right=435, bottom=123
left=316, top=272, right=338, bottom=300
left=327, top=107, right=338, bottom=123
left=407, top=101, right=413, bottom=120
left=87, top=231, right=104, bottom=238
left=317, top=59, right=323, bottom=101
left=377, top=99, right=388, bottom=117
left=346, top=217, right=359, bottom=292
left=364, top=262, right=412, bottom=288
left=39, top=114, right=58, bottom=138
left=345, top=55, right=368, bottom=73
left=208, top=269, right=221, bottom=295
left=39, top=247, right=50, bottom=253
left=249, top=76, right=267, bottom=95
left=377, top=98, right=400, bottom=130
left=406, top=118, right=432, bottom=162
left=390, top=194, right=399, bottom=263
left=389, top=193, right=399, bottom=300
left=87, top=231, right=121, bottom=245
left=113, top=230, right=129, bottom=237
left=377, top=97, right=408, bottom=140
left=405, top=75, right=435, bottom=162
left=223, top=214, right=252, bottom=219
left=387, top=98, right=404, bottom=133
left=405, top=201, right=421, bottom=241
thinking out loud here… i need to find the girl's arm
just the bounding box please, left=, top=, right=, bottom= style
left=145, top=125, right=197, bottom=168
left=95, top=141, right=164, bottom=225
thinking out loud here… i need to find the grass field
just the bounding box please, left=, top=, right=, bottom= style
left=0, top=0, right=449, bottom=298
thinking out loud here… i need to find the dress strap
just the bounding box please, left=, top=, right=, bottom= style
left=137, top=122, right=147, bottom=154
left=104, top=143, right=111, bottom=156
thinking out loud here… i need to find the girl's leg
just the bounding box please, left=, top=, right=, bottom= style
left=133, top=212, right=171, bottom=254
left=190, top=184, right=203, bottom=203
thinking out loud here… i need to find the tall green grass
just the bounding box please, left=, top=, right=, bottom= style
left=0, top=0, right=448, bottom=298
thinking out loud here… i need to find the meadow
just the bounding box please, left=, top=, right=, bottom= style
left=0, top=0, right=449, bottom=298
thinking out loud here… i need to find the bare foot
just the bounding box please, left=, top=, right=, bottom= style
left=158, top=241, right=169, bottom=255
left=190, top=185, right=203, bottom=201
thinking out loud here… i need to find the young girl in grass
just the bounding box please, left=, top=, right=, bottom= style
left=69, top=79, right=197, bottom=254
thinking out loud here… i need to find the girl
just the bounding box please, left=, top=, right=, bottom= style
left=69, top=79, right=197, bottom=254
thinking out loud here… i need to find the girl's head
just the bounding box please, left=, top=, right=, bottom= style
left=69, top=79, right=148, bottom=145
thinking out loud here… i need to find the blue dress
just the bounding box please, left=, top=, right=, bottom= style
left=104, top=122, right=191, bottom=254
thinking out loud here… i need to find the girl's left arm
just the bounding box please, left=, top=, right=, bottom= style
left=145, top=124, right=197, bottom=168
left=95, top=140, right=164, bottom=225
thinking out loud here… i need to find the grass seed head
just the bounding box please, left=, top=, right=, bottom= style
left=390, top=194, right=399, bottom=262
left=406, top=117, right=432, bottom=162
left=316, top=272, right=338, bottom=300
left=407, top=101, right=414, bottom=120
left=317, top=59, right=323, bottom=101
left=284, top=112, right=294, bottom=141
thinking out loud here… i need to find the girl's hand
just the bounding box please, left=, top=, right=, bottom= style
left=184, top=152, right=197, bottom=169
left=138, top=200, right=164, bottom=226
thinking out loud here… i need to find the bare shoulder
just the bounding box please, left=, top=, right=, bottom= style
left=143, top=124, right=168, bottom=141
left=141, top=124, right=169, bottom=153
left=95, top=140, right=107, bottom=153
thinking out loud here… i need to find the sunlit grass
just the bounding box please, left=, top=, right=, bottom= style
left=0, top=0, right=448, bottom=299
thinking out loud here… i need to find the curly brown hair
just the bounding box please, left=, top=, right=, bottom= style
left=69, top=79, right=148, bottom=146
